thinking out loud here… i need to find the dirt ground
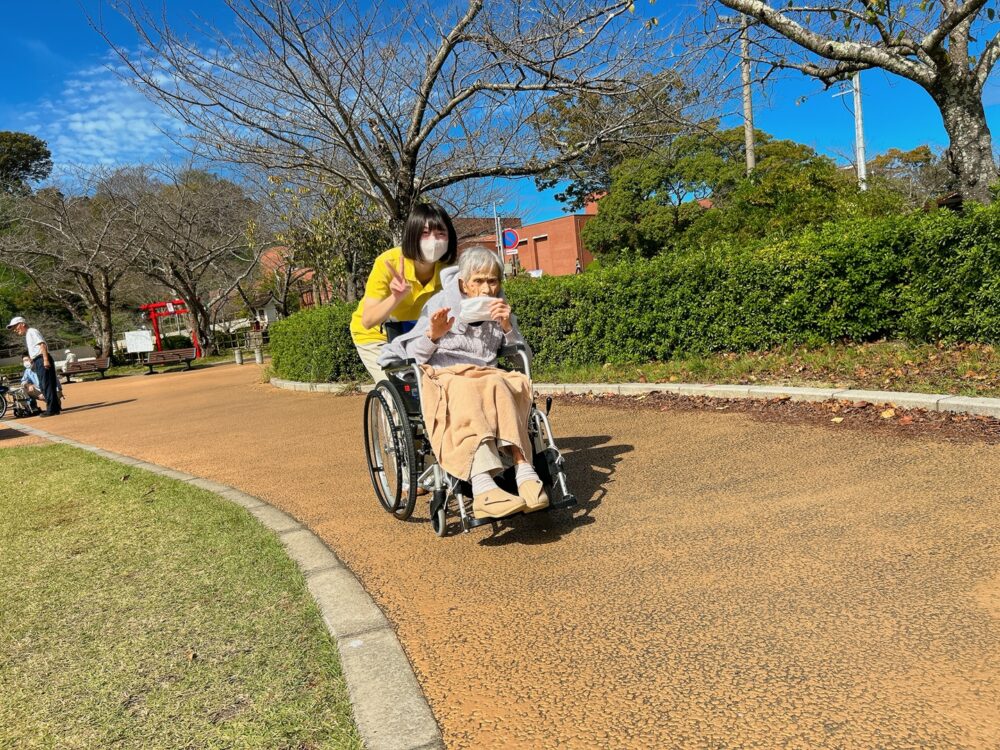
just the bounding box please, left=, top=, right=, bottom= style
left=6, top=364, right=1000, bottom=749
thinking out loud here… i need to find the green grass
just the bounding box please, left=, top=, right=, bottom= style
left=532, top=341, right=1000, bottom=398
left=0, top=444, right=362, bottom=750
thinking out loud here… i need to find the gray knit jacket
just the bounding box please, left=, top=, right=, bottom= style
left=377, top=267, right=530, bottom=368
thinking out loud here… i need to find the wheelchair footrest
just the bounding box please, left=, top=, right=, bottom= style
left=549, top=493, right=577, bottom=510
left=463, top=515, right=498, bottom=529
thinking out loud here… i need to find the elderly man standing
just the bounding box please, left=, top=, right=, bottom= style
left=7, top=316, right=61, bottom=417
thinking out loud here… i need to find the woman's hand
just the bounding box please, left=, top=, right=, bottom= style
left=385, top=256, right=412, bottom=300
left=427, top=307, right=455, bottom=342
left=489, top=299, right=513, bottom=333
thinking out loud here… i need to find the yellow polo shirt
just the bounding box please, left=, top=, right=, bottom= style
left=350, top=247, right=445, bottom=345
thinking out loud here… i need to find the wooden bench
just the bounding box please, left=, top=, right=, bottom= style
left=63, top=356, right=111, bottom=383
left=144, top=347, right=198, bottom=374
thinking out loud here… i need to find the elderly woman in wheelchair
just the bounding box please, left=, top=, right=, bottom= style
left=363, top=246, right=574, bottom=536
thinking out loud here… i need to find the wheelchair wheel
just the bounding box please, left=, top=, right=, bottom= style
left=430, top=489, right=448, bottom=537
left=0, top=394, right=7, bottom=420
left=364, top=381, right=418, bottom=521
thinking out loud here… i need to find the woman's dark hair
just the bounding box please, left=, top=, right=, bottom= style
left=401, top=202, right=458, bottom=265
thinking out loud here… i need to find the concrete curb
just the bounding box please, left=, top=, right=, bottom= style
left=1, top=421, right=443, bottom=750
left=270, top=377, right=1000, bottom=420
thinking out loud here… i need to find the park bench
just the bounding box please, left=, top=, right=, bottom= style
left=63, top=356, right=111, bottom=383
left=144, top=347, right=198, bottom=375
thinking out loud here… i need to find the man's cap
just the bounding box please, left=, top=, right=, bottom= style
left=6, top=316, right=26, bottom=329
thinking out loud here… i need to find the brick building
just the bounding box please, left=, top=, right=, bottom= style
left=456, top=199, right=598, bottom=277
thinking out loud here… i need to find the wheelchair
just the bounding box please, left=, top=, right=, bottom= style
left=362, top=343, right=576, bottom=536
left=0, top=380, right=37, bottom=419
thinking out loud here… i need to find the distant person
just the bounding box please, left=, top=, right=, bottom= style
left=575, top=259, right=582, bottom=274
left=7, top=316, right=61, bottom=417
left=18, top=356, right=43, bottom=416
left=63, top=349, right=78, bottom=373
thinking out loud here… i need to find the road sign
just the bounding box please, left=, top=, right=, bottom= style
left=501, top=228, right=519, bottom=250
left=505, top=247, right=519, bottom=256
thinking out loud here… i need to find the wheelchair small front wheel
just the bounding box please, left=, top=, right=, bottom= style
left=430, top=490, right=448, bottom=537
left=363, top=381, right=418, bottom=521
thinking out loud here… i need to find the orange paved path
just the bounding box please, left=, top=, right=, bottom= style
left=7, top=364, right=1000, bottom=749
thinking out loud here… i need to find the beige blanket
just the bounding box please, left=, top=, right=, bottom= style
left=419, top=364, right=533, bottom=481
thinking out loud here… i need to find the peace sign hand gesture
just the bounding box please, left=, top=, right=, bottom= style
left=385, top=256, right=412, bottom=300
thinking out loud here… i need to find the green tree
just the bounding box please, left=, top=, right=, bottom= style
left=274, top=181, right=393, bottom=304
left=582, top=126, right=903, bottom=257
left=0, top=132, right=52, bottom=195
left=868, top=146, right=952, bottom=207
left=532, top=75, right=699, bottom=211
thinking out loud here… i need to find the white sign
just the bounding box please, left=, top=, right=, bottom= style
left=124, top=330, right=155, bottom=353
left=505, top=247, right=519, bottom=256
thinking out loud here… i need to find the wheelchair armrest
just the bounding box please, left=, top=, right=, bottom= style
left=498, top=344, right=527, bottom=358
left=383, top=358, right=417, bottom=372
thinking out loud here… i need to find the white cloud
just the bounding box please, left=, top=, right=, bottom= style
left=12, top=61, right=186, bottom=170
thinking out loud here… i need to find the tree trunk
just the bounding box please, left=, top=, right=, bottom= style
left=934, top=80, right=999, bottom=204
left=95, top=301, right=114, bottom=359
left=175, top=291, right=215, bottom=356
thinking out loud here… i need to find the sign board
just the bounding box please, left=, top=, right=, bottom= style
left=501, top=228, right=520, bottom=250
left=505, top=247, right=519, bottom=256
left=124, top=329, right=154, bottom=354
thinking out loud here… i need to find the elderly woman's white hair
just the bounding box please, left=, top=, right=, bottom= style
left=457, top=246, right=504, bottom=282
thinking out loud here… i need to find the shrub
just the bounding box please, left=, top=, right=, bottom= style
left=160, top=334, right=195, bottom=350
left=268, top=302, right=366, bottom=382
left=901, top=204, right=1000, bottom=342
left=271, top=203, right=1000, bottom=381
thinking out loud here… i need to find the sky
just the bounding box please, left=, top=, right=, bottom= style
left=3, top=1, right=1000, bottom=223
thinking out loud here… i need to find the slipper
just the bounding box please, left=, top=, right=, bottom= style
left=472, top=487, right=526, bottom=519
left=517, top=479, right=549, bottom=512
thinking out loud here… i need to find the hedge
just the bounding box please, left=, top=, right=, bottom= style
left=269, top=203, right=1000, bottom=382
left=268, top=302, right=367, bottom=383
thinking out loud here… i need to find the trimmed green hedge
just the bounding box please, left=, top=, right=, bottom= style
left=269, top=302, right=367, bottom=382
left=270, top=203, right=1000, bottom=381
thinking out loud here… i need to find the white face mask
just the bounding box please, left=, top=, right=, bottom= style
left=459, top=295, right=500, bottom=323
left=419, top=237, right=448, bottom=262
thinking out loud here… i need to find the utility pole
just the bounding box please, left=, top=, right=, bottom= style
left=833, top=72, right=868, bottom=190
left=719, top=14, right=756, bottom=175
left=739, top=15, right=756, bottom=175
left=853, top=72, right=867, bottom=190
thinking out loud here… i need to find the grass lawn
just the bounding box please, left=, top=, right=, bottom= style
left=533, top=341, right=1000, bottom=398
left=0, top=444, right=362, bottom=750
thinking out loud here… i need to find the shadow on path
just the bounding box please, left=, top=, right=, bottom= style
left=19, top=400, right=139, bottom=418
left=478, top=434, right=633, bottom=547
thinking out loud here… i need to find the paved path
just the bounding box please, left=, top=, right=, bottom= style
left=10, top=364, right=1000, bottom=749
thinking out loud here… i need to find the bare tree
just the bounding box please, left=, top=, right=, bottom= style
left=102, top=0, right=689, bottom=230
left=702, top=0, right=1000, bottom=202
left=0, top=170, right=148, bottom=357
left=109, top=166, right=267, bottom=355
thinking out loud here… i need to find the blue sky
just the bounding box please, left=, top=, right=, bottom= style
left=3, top=1, right=999, bottom=223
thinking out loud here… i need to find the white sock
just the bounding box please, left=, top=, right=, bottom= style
left=515, top=462, right=540, bottom=488
left=471, top=472, right=500, bottom=496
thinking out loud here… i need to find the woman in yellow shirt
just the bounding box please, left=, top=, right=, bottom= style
left=350, top=202, right=458, bottom=382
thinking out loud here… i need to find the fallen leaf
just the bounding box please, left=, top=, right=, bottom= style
left=880, top=408, right=896, bottom=419
left=831, top=417, right=844, bottom=423
left=898, top=415, right=914, bottom=425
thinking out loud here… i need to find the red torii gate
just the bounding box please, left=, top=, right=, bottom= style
left=139, top=299, right=202, bottom=357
